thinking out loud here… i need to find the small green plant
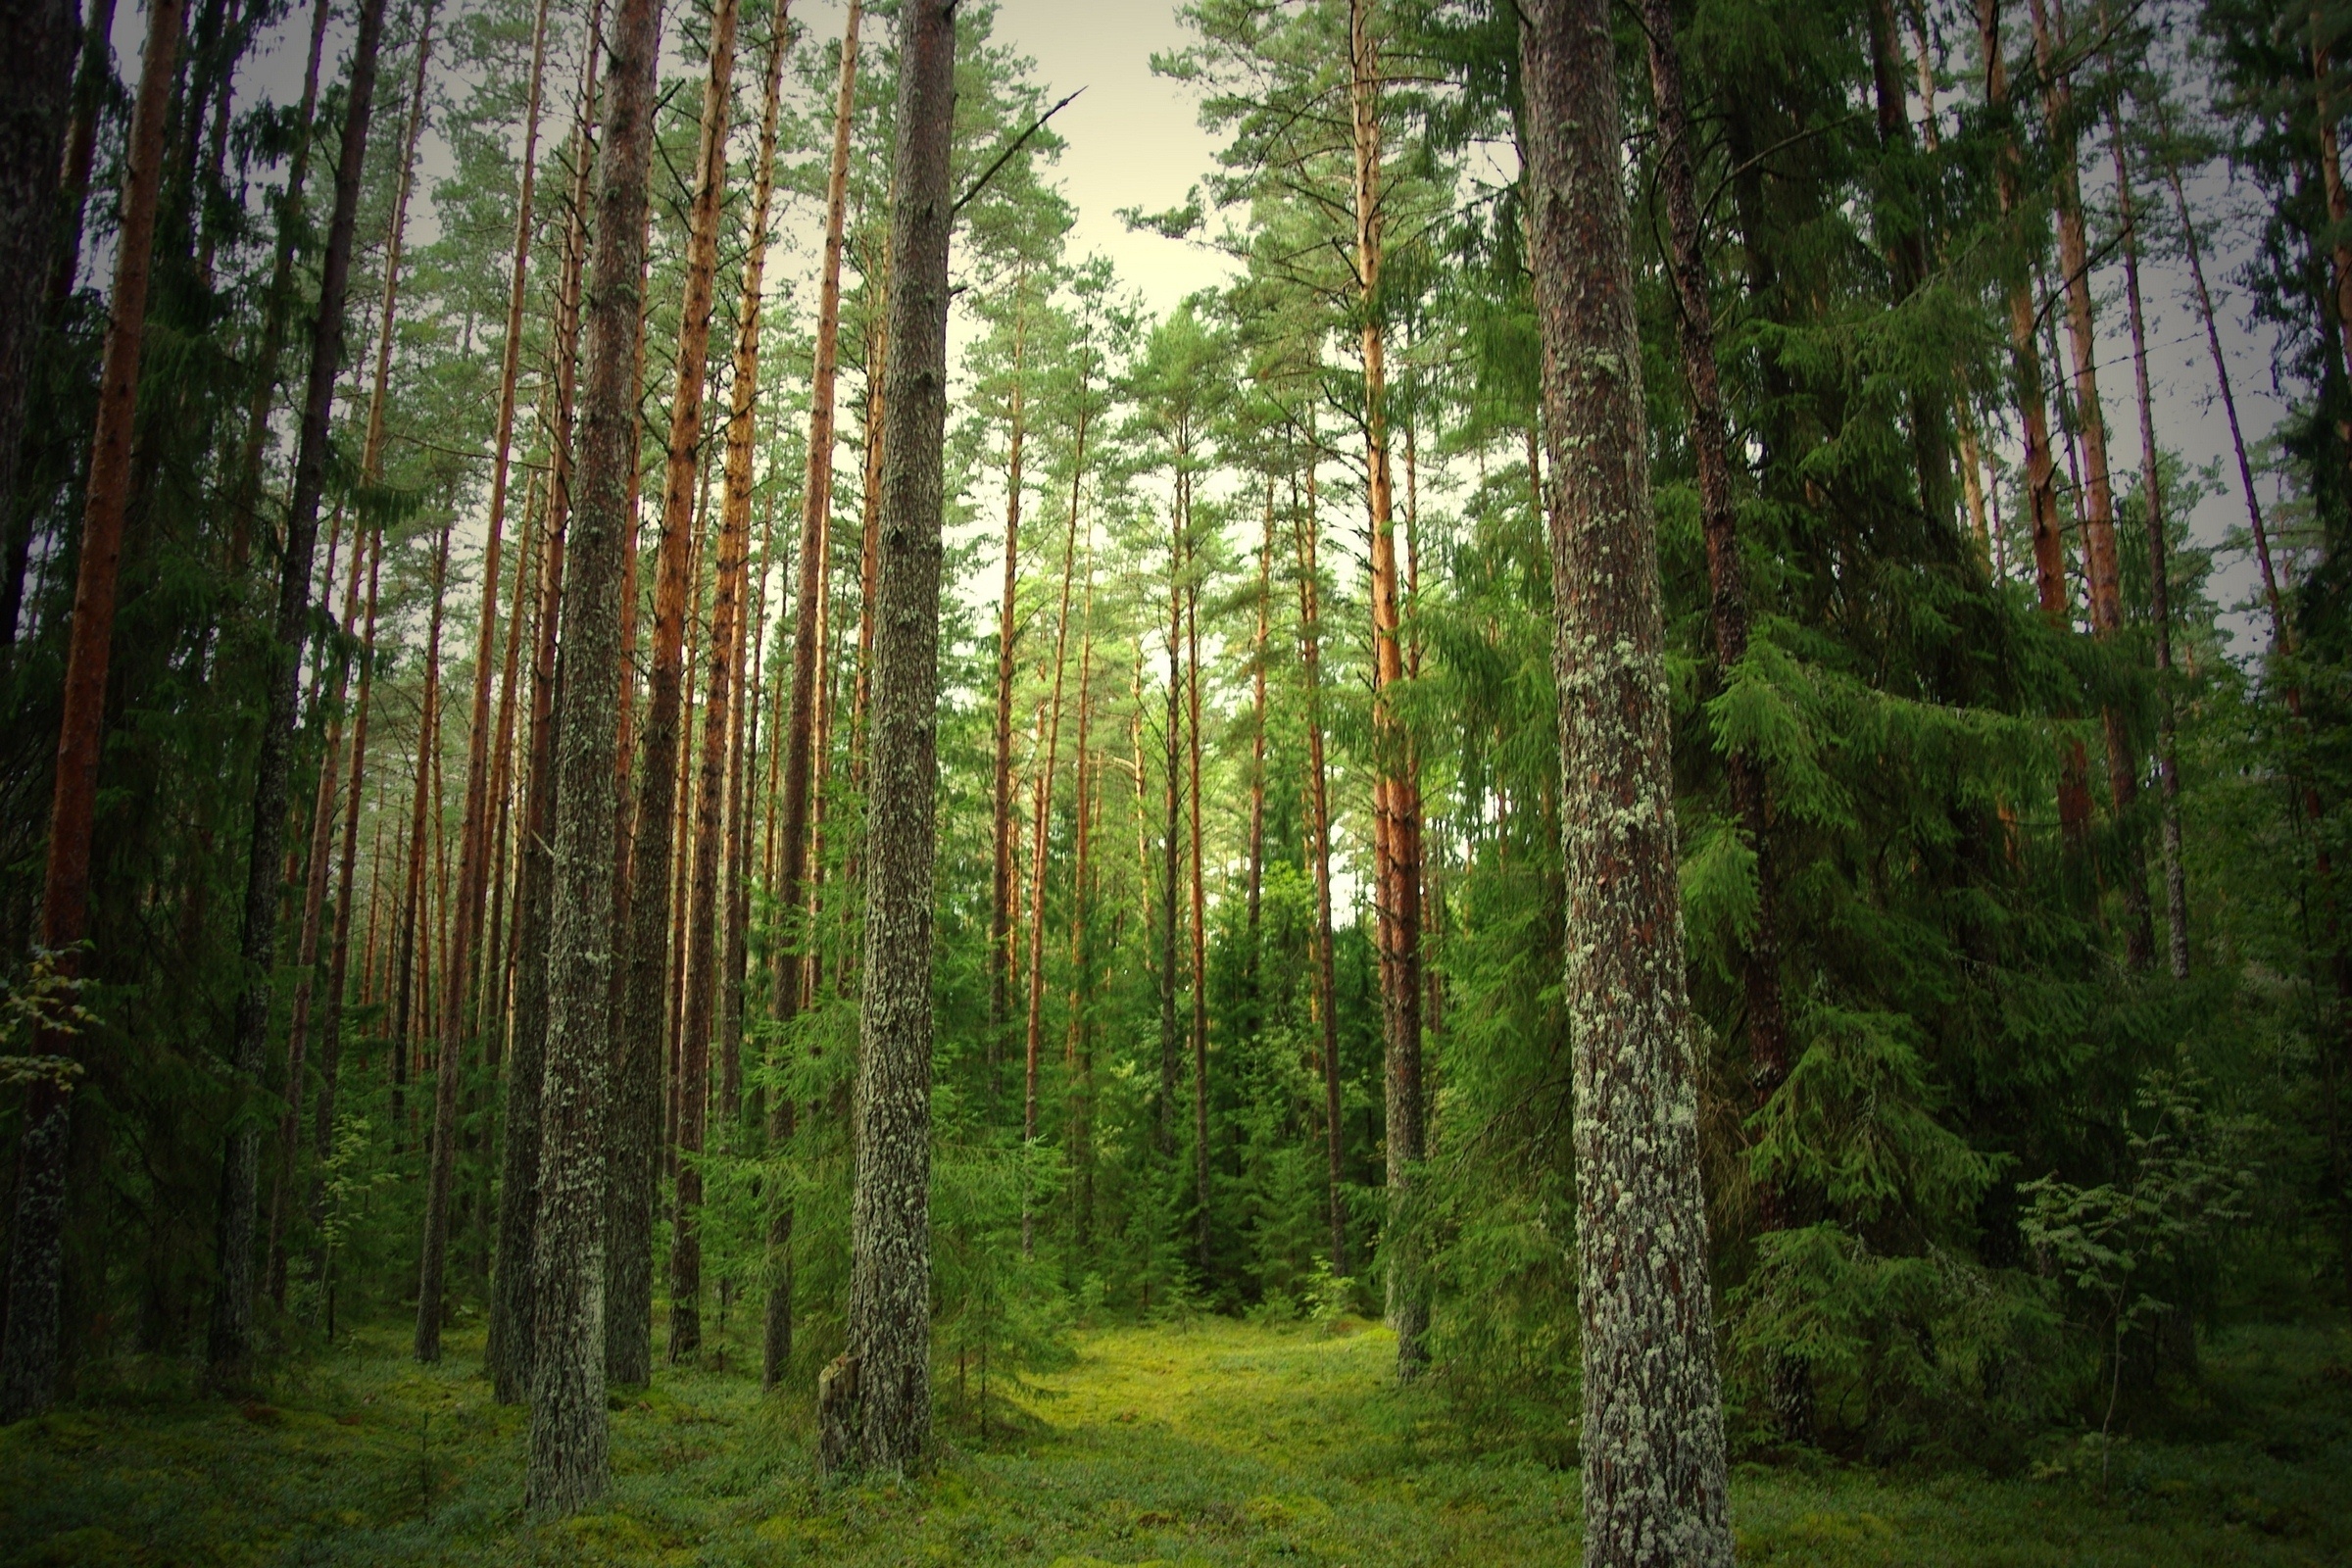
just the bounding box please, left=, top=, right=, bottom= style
left=2020, top=1070, right=2259, bottom=1494
left=0, top=947, right=94, bottom=1091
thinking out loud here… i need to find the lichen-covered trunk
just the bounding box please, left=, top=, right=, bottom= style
left=0, top=0, right=185, bottom=1422
left=1519, top=0, right=1736, bottom=1562
left=827, top=0, right=954, bottom=1478
left=211, top=0, right=396, bottom=1393
left=522, top=0, right=659, bottom=1512
left=417, top=0, right=551, bottom=1362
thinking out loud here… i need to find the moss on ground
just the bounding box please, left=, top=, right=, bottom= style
left=2, top=1315, right=2345, bottom=1565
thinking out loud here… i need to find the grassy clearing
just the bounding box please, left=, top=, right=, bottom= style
left=2, top=1314, right=2346, bottom=1565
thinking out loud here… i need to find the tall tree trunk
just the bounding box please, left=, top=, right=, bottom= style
left=1980, top=0, right=2092, bottom=852
left=608, top=0, right=739, bottom=1385
left=2109, top=108, right=2189, bottom=979
left=991, top=284, right=1029, bottom=1076
left=417, top=0, right=551, bottom=1362
left=1640, top=0, right=1790, bottom=1185
left=523, top=0, right=658, bottom=1511
left=852, top=202, right=893, bottom=794
left=267, top=502, right=368, bottom=1307
left=222, top=0, right=330, bottom=578
left=1295, top=452, right=1346, bottom=1279
left=824, top=0, right=953, bottom=1479
left=1158, top=516, right=1183, bottom=1164
left=2155, top=107, right=2292, bottom=658
left=309, top=513, right=387, bottom=1300
left=1065, top=542, right=1098, bottom=1246
left=670, top=0, right=779, bottom=1366
left=2027, top=0, right=2153, bottom=966
left=766, top=0, right=860, bottom=1393
left=37, top=0, right=116, bottom=315
left=1520, top=0, right=1736, bottom=1561
left=1348, top=0, right=1424, bottom=1372
left=209, top=0, right=397, bottom=1392
left=1185, top=511, right=1209, bottom=1269
left=1022, top=366, right=1089, bottom=1255
left=0, top=0, right=185, bottom=1422
left=1246, top=482, right=1271, bottom=1005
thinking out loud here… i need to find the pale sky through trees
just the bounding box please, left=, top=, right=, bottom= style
left=122, top=0, right=2291, bottom=658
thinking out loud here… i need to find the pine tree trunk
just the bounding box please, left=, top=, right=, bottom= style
left=267, top=507, right=368, bottom=1307
left=209, top=0, right=397, bottom=1393
left=1520, top=0, right=1736, bottom=1560
left=2027, top=0, right=2154, bottom=967
left=1640, top=0, right=1790, bottom=1184
left=825, top=0, right=953, bottom=1478
left=1065, top=546, right=1098, bottom=1247
left=672, top=0, right=780, bottom=1363
left=992, top=286, right=1029, bottom=1077
left=1348, top=0, right=1424, bottom=1370
left=1295, top=453, right=1346, bottom=1279
left=0, top=0, right=185, bottom=1422
left=1023, top=375, right=1089, bottom=1253
left=309, top=516, right=386, bottom=1298
left=2109, top=107, right=2189, bottom=979
left=522, top=0, right=659, bottom=1511
left=2156, top=109, right=2292, bottom=656
left=34, top=0, right=115, bottom=318
left=1979, top=0, right=2093, bottom=852
left=1185, top=515, right=1210, bottom=1269
left=1246, top=483, right=1271, bottom=1002
left=606, top=0, right=740, bottom=1385
left=766, top=0, right=859, bottom=1393
left=417, top=0, right=551, bottom=1362
left=1158, top=524, right=1184, bottom=1164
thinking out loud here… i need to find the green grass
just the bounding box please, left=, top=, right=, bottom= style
left=2, top=1313, right=2346, bottom=1565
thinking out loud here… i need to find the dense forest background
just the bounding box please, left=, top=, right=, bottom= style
left=0, top=0, right=2346, bottom=1491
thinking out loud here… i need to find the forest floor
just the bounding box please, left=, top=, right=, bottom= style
left=1, top=1312, right=2347, bottom=1566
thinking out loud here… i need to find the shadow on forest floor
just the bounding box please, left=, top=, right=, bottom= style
left=1, top=1312, right=2347, bottom=1564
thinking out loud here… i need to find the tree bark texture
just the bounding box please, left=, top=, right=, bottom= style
left=828, top=0, right=954, bottom=1479
left=523, top=0, right=659, bottom=1512
left=1520, top=0, right=1737, bottom=1561
left=0, top=0, right=76, bottom=601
